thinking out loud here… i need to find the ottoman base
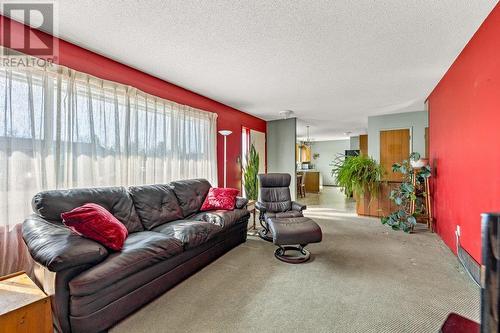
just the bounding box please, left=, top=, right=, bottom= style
left=268, top=216, right=322, bottom=264
left=274, top=245, right=311, bottom=263
left=258, top=228, right=273, bottom=242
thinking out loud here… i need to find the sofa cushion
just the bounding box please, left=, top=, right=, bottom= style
left=32, top=186, right=143, bottom=233
left=69, top=225, right=244, bottom=318
left=170, top=179, right=211, bottom=217
left=69, top=231, right=183, bottom=296
left=128, top=184, right=184, bottom=230
left=201, top=187, right=239, bottom=211
left=61, top=203, right=128, bottom=251
left=191, top=209, right=250, bottom=229
left=151, top=220, right=221, bottom=249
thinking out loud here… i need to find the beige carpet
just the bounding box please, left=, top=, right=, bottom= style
left=112, top=191, right=479, bottom=333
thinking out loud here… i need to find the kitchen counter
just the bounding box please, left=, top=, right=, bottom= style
left=297, top=170, right=322, bottom=193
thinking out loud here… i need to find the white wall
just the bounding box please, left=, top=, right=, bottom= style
left=349, top=136, right=360, bottom=150
left=267, top=118, right=297, bottom=199
left=311, top=139, right=350, bottom=186
left=367, top=111, right=428, bottom=161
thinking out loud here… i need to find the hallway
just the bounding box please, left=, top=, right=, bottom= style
left=300, top=185, right=356, bottom=210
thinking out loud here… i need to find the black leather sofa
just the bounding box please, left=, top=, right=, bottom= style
left=22, top=179, right=249, bottom=333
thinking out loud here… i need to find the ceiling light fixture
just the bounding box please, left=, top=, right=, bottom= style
left=303, top=125, right=314, bottom=147
left=279, top=110, right=293, bottom=119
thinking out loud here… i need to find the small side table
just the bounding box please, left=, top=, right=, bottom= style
left=246, top=200, right=258, bottom=236
left=0, top=271, right=52, bottom=333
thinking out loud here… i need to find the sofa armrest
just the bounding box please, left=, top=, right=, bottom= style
left=235, top=196, right=249, bottom=209
left=22, top=215, right=109, bottom=272
left=292, top=201, right=307, bottom=212
left=255, top=201, right=267, bottom=213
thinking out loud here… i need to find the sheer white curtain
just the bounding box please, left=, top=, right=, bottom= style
left=0, top=58, right=218, bottom=275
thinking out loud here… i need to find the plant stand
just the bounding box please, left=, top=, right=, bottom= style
left=410, top=168, right=433, bottom=232
left=246, top=200, right=259, bottom=236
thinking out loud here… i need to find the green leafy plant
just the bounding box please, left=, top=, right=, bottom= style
left=331, top=154, right=384, bottom=198
left=381, top=152, right=431, bottom=232
left=242, top=144, right=259, bottom=200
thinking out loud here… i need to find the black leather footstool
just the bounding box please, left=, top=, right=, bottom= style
left=268, top=217, right=322, bottom=263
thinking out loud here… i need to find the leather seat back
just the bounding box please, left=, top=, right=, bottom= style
left=32, top=186, right=144, bottom=233
left=170, top=179, right=211, bottom=217
left=128, top=184, right=184, bottom=230
left=258, top=173, right=292, bottom=213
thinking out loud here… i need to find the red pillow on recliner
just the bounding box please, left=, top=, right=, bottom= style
left=200, top=188, right=239, bottom=211
left=61, top=203, right=128, bottom=251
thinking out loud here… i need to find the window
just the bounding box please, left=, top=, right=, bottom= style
left=0, top=59, right=217, bottom=229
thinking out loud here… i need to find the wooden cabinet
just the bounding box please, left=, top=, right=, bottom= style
left=359, top=134, right=368, bottom=156
left=296, top=144, right=312, bottom=163
left=356, top=182, right=400, bottom=217
left=0, top=272, right=52, bottom=333
left=300, top=145, right=311, bottom=162
left=303, top=171, right=320, bottom=193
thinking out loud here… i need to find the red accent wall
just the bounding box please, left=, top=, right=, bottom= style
left=428, top=3, right=500, bottom=263
left=0, top=15, right=266, bottom=190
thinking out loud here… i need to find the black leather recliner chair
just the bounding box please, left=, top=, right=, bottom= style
left=256, top=173, right=306, bottom=240
left=256, top=173, right=322, bottom=263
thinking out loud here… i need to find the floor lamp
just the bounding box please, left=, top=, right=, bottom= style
left=218, top=130, right=232, bottom=188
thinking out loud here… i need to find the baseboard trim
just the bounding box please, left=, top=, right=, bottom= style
left=457, top=242, right=481, bottom=286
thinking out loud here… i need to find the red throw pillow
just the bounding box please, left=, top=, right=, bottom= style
left=200, top=188, right=240, bottom=211
left=61, top=203, right=128, bottom=251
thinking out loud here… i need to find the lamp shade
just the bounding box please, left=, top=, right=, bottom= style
left=218, top=130, right=232, bottom=136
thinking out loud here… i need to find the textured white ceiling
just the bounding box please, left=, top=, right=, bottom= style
left=33, top=1, right=500, bottom=140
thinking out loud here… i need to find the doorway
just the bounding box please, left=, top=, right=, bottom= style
left=242, top=127, right=266, bottom=195
left=380, top=129, right=411, bottom=181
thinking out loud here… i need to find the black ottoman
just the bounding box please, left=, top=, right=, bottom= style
left=268, top=217, right=322, bottom=263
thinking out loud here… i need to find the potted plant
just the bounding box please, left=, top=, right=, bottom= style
left=242, top=144, right=259, bottom=200
left=331, top=154, right=384, bottom=199
left=380, top=152, right=431, bottom=232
